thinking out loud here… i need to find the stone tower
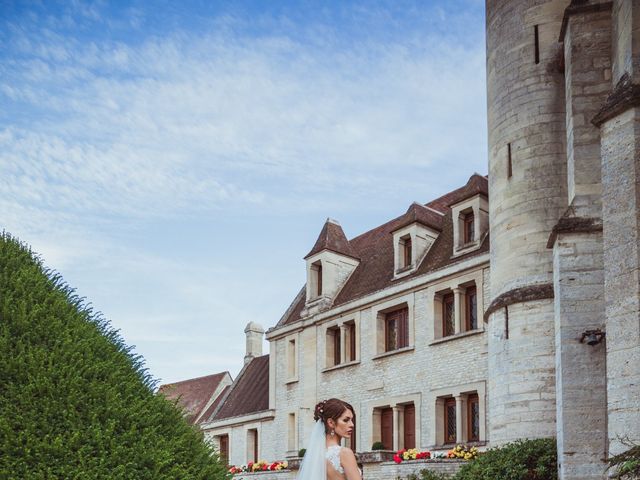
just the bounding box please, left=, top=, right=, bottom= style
left=487, top=1, right=640, bottom=478
left=486, top=0, right=568, bottom=446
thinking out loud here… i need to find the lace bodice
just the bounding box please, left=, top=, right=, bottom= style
left=326, top=445, right=343, bottom=474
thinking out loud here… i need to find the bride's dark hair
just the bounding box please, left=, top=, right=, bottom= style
left=313, top=398, right=355, bottom=434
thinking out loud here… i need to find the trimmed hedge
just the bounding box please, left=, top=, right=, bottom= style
left=0, top=233, right=230, bottom=479
left=455, top=438, right=557, bottom=480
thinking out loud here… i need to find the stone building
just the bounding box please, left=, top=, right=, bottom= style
left=159, top=2, right=640, bottom=478
left=161, top=174, right=491, bottom=479
left=486, top=0, right=640, bottom=478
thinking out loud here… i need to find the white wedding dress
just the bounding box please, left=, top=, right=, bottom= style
left=297, top=421, right=360, bottom=480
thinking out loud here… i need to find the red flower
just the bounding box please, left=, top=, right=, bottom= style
left=393, top=454, right=402, bottom=464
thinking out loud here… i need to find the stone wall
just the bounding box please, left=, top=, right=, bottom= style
left=231, top=459, right=468, bottom=480
left=600, top=106, right=640, bottom=453
left=269, top=262, right=489, bottom=459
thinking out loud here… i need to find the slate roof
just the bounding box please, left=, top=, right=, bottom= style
left=213, top=354, right=270, bottom=420
left=304, top=218, right=359, bottom=260
left=158, top=372, right=229, bottom=424
left=276, top=174, right=489, bottom=328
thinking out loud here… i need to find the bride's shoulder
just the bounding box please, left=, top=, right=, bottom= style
left=339, top=447, right=356, bottom=459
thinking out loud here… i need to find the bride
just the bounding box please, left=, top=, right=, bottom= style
left=297, top=398, right=362, bottom=480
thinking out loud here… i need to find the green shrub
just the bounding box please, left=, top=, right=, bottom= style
left=608, top=439, right=640, bottom=479
left=455, top=438, right=557, bottom=480
left=298, top=448, right=307, bottom=458
left=372, top=441, right=386, bottom=450
left=0, top=233, right=230, bottom=479
left=417, top=470, right=452, bottom=480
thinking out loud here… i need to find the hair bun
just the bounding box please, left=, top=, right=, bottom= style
left=313, top=400, right=327, bottom=422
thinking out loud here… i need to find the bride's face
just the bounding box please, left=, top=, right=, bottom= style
left=331, top=408, right=355, bottom=439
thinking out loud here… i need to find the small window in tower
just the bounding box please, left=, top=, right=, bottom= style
left=463, top=211, right=475, bottom=244
left=534, top=25, right=540, bottom=64
left=507, top=143, right=512, bottom=178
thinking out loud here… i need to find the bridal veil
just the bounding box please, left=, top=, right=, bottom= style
left=296, top=419, right=327, bottom=480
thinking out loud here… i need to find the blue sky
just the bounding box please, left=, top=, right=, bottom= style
left=0, top=0, right=487, bottom=385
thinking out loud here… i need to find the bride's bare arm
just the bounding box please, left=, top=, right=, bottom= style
left=340, top=447, right=362, bottom=480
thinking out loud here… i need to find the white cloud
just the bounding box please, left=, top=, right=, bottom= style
left=0, top=2, right=487, bottom=383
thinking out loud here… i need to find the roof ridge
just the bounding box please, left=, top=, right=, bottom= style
left=158, top=371, right=229, bottom=389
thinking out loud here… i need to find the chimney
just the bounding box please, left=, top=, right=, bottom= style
left=244, top=321, right=265, bottom=365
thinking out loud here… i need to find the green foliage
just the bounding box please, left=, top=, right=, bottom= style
left=0, top=233, right=230, bottom=479
left=608, top=439, right=640, bottom=479
left=298, top=448, right=306, bottom=458
left=407, top=469, right=451, bottom=480
left=455, top=438, right=557, bottom=480
left=372, top=441, right=386, bottom=450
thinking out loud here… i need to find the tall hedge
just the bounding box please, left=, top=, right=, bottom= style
left=0, top=233, right=230, bottom=479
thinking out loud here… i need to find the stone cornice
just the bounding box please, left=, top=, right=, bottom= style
left=200, top=409, right=275, bottom=430
left=547, top=216, right=603, bottom=248
left=266, top=253, right=490, bottom=340
left=484, top=283, right=554, bottom=322
left=592, top=73, right=640, bottom=127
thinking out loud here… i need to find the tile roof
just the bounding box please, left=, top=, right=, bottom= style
left=158, top=372, right=229, bottom=424
left=197, top=385, right=231, bottom=424
left=213, top=354, right=270, bottom=420
left=304, top=218, right=359, bottom=260
left=276, top=174, right=489, bottom=328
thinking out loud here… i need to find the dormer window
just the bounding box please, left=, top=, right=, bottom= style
left=462, top=210, right=475, bottom=244
left=450, top=194, right=488, bottom=256
left=391, top=206, right=441, bottom=279
left=401, top=235, right=412, bottom=268
left=303, top=219, right=360, bottom=312
left=311, top=261, right=323, bottom=298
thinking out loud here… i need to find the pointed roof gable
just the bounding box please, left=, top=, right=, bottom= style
left=391, top=202, right=444, bottom=232
left=304, top=218, right=359, bottom=260
left=158, top=372, right=229, bottom=424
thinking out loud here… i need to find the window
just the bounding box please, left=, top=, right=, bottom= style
left=345, top=321, right=356, bottom=362
left=467, top=394, right=480, bottom=442
left=444, top=398, right=456, bottom=444
left=247, top=428, right=258, bottom=463
left=534, top=24, right=540, bottom=64
left=326, top=326, right=341, bottom=367
left=401, top=235, right=412, bottom=268
left=463, top=211, right=475, bottom=244
left=465, top=286, right=478, bottom=331
left=219, top=434, right=229, bottom=465
left=311, top=261, right=322, bottom=297
left=507, top=142, right=513, bottom=178
left=404, top=403, right=416, bottom=449
left=385, top=307, right=408, bottom=351
left=442, top=293, right=455, bottom=337
left=380, top=407, right=394, bottom=450
left=287, top=338, right=297, bottom=380
left=288, top=413, right=297, bottom=451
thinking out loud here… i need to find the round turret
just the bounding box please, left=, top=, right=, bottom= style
left=486, top=0, right=569, bottom=444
